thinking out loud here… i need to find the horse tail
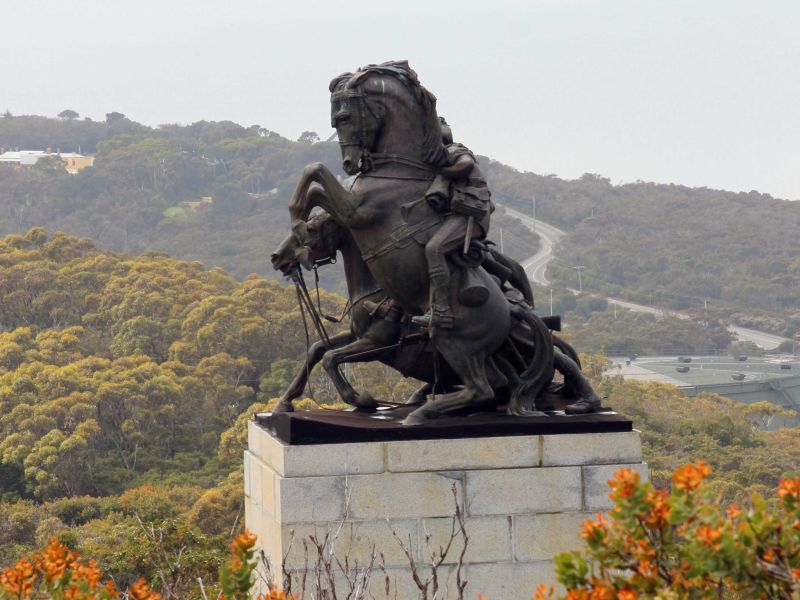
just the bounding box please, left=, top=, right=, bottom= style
left=507, top=304, right=555, bottom=415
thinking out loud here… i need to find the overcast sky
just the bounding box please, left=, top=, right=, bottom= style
left=3, top=1, right=799, bottom=199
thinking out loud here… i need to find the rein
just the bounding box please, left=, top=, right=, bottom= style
left=291, top=267, right=331, bottom=347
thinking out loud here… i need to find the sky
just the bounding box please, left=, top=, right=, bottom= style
left=3, top=0, right=799, bottom=199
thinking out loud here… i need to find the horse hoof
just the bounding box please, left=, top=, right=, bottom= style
left=564, top=396, right=602, bottom=415
left=405, top=394, right=426, bottom=406
left=402, top=412, right=427, bottom=427
left=354, top=392, right=378, bottom=410
left=273, top=399, right=295, bottom=413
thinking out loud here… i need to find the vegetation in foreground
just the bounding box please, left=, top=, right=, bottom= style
left=3, top=465, right=799, bottom=599
left=547, top=463, right=800, bottom=599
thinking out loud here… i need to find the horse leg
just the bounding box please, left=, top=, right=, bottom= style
left=406, top=382, right=432, bottom=406
left=274, top=331, right=355, bottom=413
left=554, top=352, right=603, bottom=414
left=288, top=163, right=363, bottom=226
left=403, top=349, right=494, bottom=425
left=321, top=336, right=396, bottom=409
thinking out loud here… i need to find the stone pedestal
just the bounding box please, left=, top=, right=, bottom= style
left=244, top=418, right=647, bottom=599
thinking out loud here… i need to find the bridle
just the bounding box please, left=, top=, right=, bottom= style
left=331, top=86, right=380, bottom=173
left=332, top=85, right=439, bottom=178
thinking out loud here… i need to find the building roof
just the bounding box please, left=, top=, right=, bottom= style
left=0, top=150, right=90, bottom=165
left=611, top=354, right=800, bottom=387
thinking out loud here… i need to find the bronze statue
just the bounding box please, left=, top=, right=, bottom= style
left=271, top=60, right=601, bottom=425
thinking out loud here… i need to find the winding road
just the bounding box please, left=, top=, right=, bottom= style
left=499, top=204, right=792, bottom=350
left=502, top=205, right=565, bottom=286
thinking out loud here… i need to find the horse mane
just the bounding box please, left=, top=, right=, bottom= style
left=328, top=60, right=448, bottom=167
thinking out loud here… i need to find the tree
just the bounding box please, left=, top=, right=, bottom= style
left=297, top=131, right=320, bottom=144
left=57, top=109, right=80, bottom=121
left=105, top=111, right=126, bottom=124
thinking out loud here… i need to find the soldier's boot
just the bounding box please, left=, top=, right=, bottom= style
left=411, top=269, right=455, bottom=330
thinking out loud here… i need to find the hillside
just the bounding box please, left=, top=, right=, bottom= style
left=0, top=115, right=537, bottom=297
left=0, top=229, right=416, bottom=594
left=3, top=114, right=799, bottom=338
left=483, top=160, right=800, bottom=336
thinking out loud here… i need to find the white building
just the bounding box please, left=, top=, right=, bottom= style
left=0, top=150, right=94, bottom=173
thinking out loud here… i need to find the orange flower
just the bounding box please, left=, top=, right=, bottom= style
left=581, top=513, right=609, bottom=540
left=725, top=503, right=741, bottom=519
left=533, top=584, right=554, bottom=600
left=0, top=556, right=37, bottom=597
left=777, top=478, right=800, bottom=501
left=609, top=467, right=640, bottom=500
left=35, top=537, right=78, bottom=583
left=792, top=567, right=800, bottom=579
left=762, top=549, right=777, bottom=563
left=672, top=461, right=712, bottom=492
left=618, top=590, right=638, bottom=600
left=128, top=578, right=163, bottom=600
left=586, top=580, right=615, bottom=599
left=255, top=585, right=298, bottom=600
left=636, top=558, right=656, bottom=578
left=643, top=488, right=671, bottom=529
left=231, top=529, right=258, bottom=554
left=696, top=525, right=722, bottom=550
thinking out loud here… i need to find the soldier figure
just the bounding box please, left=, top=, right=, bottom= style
left=412, top=118, right=494, bottom=330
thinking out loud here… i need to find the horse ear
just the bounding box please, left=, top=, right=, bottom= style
left=329, top=72, right=352, bottom=92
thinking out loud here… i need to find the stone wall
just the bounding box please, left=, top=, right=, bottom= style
left=244, top=421, right=647, bottom=599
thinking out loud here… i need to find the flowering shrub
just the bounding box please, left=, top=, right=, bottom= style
left=0, top=537, right=156, bottom=599
left=538, top=462, right=800, bottom=599
left=5, top=465, right=800, bottom=600
left=219, top=531, right=295, bottom=600
left=0, top=533, right=280, bottom=600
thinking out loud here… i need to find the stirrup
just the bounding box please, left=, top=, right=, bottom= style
left=411, top=305, right=455, bottom=329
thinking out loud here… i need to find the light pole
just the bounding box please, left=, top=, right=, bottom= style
left=573, top=265, right=585, bottom=293
left=531, top=194, right=536, bottom=233
left=499, top=228, right=504, bottom=253
left=549, top=288, right=553, bottom=316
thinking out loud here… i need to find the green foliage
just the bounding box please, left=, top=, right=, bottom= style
left=598, top=377, right=800, bottom=505
left=0, top=114, right=539, bottom=299
left=0, top=229, right=348, bottom=502
left=484, top=159, right=800, bottom=335
left=564, top=309, right=733, bottom=355
left=0, top=228, right=403, bottom=595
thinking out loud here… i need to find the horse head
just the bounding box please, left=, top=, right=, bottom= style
left=329, top=60, right=447, bottom=175
left=271, top=212, right=341, bottom=275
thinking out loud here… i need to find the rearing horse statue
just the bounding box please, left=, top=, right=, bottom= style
left=285, top=60, right=600, bottom=424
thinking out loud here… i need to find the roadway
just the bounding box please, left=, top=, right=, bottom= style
left=502, top=205, right=565, bottom=286
left=499, top=204, right=792, bottom=350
